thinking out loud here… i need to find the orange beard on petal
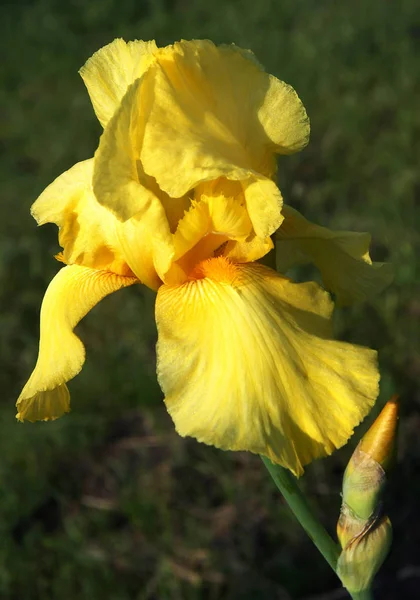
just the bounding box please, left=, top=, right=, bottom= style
left=190, top=255, right=241, bottom=284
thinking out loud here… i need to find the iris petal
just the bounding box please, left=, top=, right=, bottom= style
left=16, top=265, right=137, bottom=422
left=156, top=258, right=379, bottom=476
left=31, top=159, right=132, bottom=276
left=141, top=40, right=309, bottom=196
left=222, top=234, right=274, bottom=263
left=276, top=206, right=394, bottom=305
left=93, top=82, right=175, bottom=285
left=79, top=38, right=157, bottom=127
left=241, top=175, right=283, bottom=238
left=163, top=193, right=254, bottom=284
left=95, top=39, right=307, bottom=239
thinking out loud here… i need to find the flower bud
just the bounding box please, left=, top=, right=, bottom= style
left=341, top=450, right=385, bottom=523
left=359, top=395, right=399, bottom=470
left=341, top=397, right=399, bottom=522
left=337, top=515, right=392, bottom=593
left=337, top=504, right=367, bottom=550
left=336, top=397, right=398, bottom=594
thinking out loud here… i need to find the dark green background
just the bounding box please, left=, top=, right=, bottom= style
left=1, top=0, right=419, bottom=598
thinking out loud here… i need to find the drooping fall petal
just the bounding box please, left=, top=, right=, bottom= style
left=156, top=258, right=379, bottom=476
left=276, top=205, right=393, bottom=305
left=16, top=265, right=137, bottom=422
left=79, top=38, right=157, bottom=127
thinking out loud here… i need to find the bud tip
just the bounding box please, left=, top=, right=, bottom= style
left=359, top=395, right=399, bottom=469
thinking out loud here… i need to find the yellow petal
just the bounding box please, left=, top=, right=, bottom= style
left=116, top=213, right=168, bottom=290
left=137, top=40, right=306, bottom=236
left=93, top=81, right=152, bottom=221
left=258, top=72, right=310, bottom=155
left=93, top=77, right=190, bottom=235
left=173, top=194, right=252, bottom=259
left=16, top=265, right=137, bottom=422
left=207, top=194, right=253, bottom=241
left=79, top=38, right=157, bottom=127
left=222, top=234, right=274, bottom=263
left=93, top=83, right=175, bottom=285
left=140, top=170, right=191, bottom=234
left=194, top=178, right=243, bottom=200
left=164, top=193, right=255, bottom=284
left=242, top=175, right=283, bottom=238
left=141, top=40, right=309, bottom=189
left=32, top=159, right=93, bottom=225
left=172, top=201, right=212, bottom=263
left=276, top=206, right=394, bottom=305
left=31, top=159, right=132, bottom=276
left=156, top=258, right=379, bottom=476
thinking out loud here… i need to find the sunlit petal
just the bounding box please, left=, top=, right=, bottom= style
left=137, top=40, right=306, bottom=236
left=156, top=258, right=379, bottom=476
left=173, top=195, right=252, bottom=260
left=117, top=213, right=169, bottom=290
left=207, top=194, right=253, bottom=241
left=93, top=83, right=175, bottom=285
left=31, top=159, right=132, bottom=276
left=222, top=234, right=274, bottom=263
left=241, top=175, right=283, bottom=238
left=16, top=265, right=137, bottom=422
left=141, top=40, right=309, bottom=191
left=276, top=206, right=394, bottom=305
left=163, top=193, right=255, bottom=283
left=79, top=38, right=157, bottom=127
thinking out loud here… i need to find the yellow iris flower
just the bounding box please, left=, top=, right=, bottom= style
left=16, top=39, right=392, bottom=476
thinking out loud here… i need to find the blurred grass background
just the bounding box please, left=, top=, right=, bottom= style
left=1, top=0, right=419, bottom=598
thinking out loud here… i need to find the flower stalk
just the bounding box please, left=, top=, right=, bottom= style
left=261, top=456, right=340, bottom=572
left=262, top=397, right=398, bottom=600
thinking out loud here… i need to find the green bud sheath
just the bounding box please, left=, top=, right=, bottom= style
left=336, top=398, right=398, bottom=596
left=341, top=451, right=385, bottom=522
left=337, top=516, right=392, bottom=593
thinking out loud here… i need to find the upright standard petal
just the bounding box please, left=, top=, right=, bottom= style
left=138, top=40, right=308, bottom=237
left=156, top=258, right=379, bottom=476
left=16, top=265, right=137, bottom=422
left=276, top=206, right=394, bottom=305
left=79, top=38, right=157, bottom=127
left=93, top=82, right=175, bottom=286
left=141, top=40, right=309, bottom=189
left=32, top=159, right=132, bottom=276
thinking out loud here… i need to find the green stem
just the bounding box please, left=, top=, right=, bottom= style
left=261, top=457, right=375, bottom=599
left=261, top=456, right=340, bottom=572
